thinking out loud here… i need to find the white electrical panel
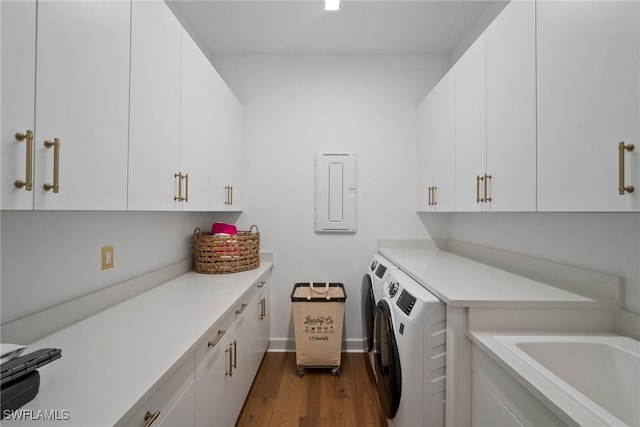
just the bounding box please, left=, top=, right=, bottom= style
left=314, top=153, right=357, bottom=233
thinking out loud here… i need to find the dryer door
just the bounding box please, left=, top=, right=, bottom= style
left=373, top=299, right=401, bottom=419
left=362, top=273, right=375, bottom=352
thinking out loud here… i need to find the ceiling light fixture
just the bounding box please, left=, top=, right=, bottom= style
left=325, top=0, right=340, bottom=11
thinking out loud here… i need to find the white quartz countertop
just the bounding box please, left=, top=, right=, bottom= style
left=379, top=248, right=617, bottom=308
left=1, top=262, right=273, bottom=426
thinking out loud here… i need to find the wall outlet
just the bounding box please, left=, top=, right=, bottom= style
left=102, top=245, right=114, bottom=270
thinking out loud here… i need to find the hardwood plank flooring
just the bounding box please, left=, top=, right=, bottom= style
left=236, top=352, right=387, bottom=427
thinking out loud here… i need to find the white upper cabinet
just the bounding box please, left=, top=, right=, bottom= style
left=417, top=69, right=456, bottom=212
left=209, top=71, right=244, bottom=211
left=485, top=0, right=536, bottom=212
left=2, top=0, right=131, bottom=210
left=537, top=0, right=640, bottom=211
left=179, top=30, right=213, bottom=211
left=128, top=0, right=182, bottom=211
left=34, top=0, right=131, bottom=210
left=455, top=34, right=487, bottom=212
left=455, top=0, right=536, bottom=212
left=1, top=0, right=36, bottom=210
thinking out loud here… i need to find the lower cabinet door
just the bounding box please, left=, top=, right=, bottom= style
left=120, top=354, right=195, bottom=427
left=194, top=317, right=236, bottom=427
left=157, top=381, right=195, bottom=427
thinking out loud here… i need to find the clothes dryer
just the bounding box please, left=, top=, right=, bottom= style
left=373, top=269, right=446, bottom=427
left=361, top=254, right=397, bottom=374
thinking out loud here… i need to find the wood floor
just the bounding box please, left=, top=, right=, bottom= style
left=236, top=352, right=387, bottom=427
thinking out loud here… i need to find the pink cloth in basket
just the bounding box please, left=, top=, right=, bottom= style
left=211, top=222, right=237, bottom=235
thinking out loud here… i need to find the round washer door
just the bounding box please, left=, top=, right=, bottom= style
left=373, top=299, right=401, bottom=419
left=362, top=274, right=375, bottom=352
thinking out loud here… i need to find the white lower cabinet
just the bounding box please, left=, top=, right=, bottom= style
left=122, top=353, right=195, bottom=427
left=194, top=274, right=271, bottom=426
left=471, top=345, right=565, bottom=427
left=194, top=314, right=235, bottom=427
left=120, top=272, right=271, bottom=427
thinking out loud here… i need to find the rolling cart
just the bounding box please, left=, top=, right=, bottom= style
left=290, top=282, right=347, bottom=376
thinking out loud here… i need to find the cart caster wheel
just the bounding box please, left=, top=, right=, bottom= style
left=297, top=367, right=305, bottom=377
left=332, top=367, right=340, bottom=376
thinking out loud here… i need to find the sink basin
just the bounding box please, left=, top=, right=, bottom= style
left=494, top=335, right=640, bottom=426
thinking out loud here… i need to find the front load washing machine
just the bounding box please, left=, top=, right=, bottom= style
left=373, top=269, right=446, bottom=427
left=361, top=254, right=397, bottom=375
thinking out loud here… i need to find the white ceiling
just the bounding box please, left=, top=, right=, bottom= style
left=168, top=0, right=507, bottom=57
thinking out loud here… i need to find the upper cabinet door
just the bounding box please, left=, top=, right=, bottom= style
left=537, top=0, right=640, bottom=211
left=1, top=0, right=36, bottom=210
left=179, top=30, right=212, bottom=211
left=455, top=34, right=487, bottom=212
left=417, top=69, right=456, bottom=212
left=128, top=0, right=182, bottom=211
left=209, top=70, right=244, bottom=211
left=485, top=0, right=536, bottom=212
left=33, top=0, right=131, bottom=210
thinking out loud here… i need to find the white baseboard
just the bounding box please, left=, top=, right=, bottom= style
left=268, top=337, right=366, bottom=353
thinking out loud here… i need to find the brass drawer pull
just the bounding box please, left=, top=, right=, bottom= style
left=43, top=138, right=61, bottom=193
left=207, top=329, right=226, bottom=348
left=232, top=340, right=237, bottom=369
left=144, top=411, right=160, bottom=427
left=235, top=303, right=248, bottom=315
left=618, top=141, right=635, bottom=195
left=225, top=343, right=233, bottom=377
left=14, top=130, right=34, bottom=191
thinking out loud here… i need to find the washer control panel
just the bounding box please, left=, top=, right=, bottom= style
left=388, top=281, right=399, bottom=297
left=396, top=289, right=416, bottom=316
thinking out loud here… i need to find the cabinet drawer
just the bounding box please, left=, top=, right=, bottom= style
left=118, top=354, right=195, bottom=427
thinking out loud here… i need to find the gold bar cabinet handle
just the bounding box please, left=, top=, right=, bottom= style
left=14, top=130, right=34, bottom=191
left=230, top=186, right=233, bottom=205
left=618, top=142, right=635, bottom=195
left=183, top=174, right=189, bottom=202
left=427, top=186, right=432, bottom=206
left=236, top=303, right=248, bottom=315
left=484, top=173, right=492, bottom=202
left=476, top=175, right=484, bottom=203
left=259, top=298, right=265, bottom=320
left=432, top=186, right=437, bottom=206
left=207, top=329, right=226, bottom=348
left=233, top=340, right=237, bottom=369
left=43, top=138, right=60, bottom=193
left=225, top=344, right=233, bottom=377
left=144, top=411, right=160, bottom=427
left=174, top=173, right=182, bottom=201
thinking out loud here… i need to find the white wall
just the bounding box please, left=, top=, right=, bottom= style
left=430, top=212, right=640, bottom=315
left=1, top=210, right=239, bottom=324
left=213, top=54, right=449, bottom=349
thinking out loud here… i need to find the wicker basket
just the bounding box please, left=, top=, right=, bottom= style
left=193, top=225, right=260, bottom=274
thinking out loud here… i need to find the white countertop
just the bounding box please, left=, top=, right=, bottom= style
left=2, top=262, right=273, bottom=426
left=379, top=248, right=617, bottom=308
